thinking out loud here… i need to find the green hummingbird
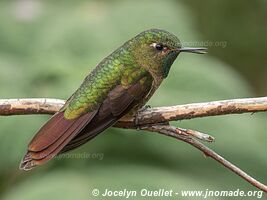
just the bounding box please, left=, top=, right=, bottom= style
left=20, top=29, right=206, bottom=170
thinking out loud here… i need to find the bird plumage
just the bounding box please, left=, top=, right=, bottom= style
left=20, top=29, right=206, bottom=170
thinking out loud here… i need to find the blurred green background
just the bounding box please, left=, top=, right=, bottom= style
left=0, top=0, right=266, bottom=199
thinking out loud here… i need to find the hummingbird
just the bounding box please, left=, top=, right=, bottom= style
left=20, top=29, right=206, bottom=170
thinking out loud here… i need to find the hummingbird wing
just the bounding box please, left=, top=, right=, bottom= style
left=20, top=70, right=153, bottom=170
left=60, top=80, right=149, bottom=153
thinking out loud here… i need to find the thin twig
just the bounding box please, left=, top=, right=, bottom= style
left=175, top=127, right=214, bottom=142
left=143, top=125, right=267, bottom=192
left=0, top=97, right=267, bottom=192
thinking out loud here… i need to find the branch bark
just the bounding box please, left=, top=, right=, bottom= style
left=1, top=97, right=267, bottom=127
left=0, top=97, right=267, bottom=192
left=117, top=97, right=267, bottom=128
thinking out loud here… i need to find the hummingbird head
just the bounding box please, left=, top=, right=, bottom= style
left=128, top=29, right=206, bottom=78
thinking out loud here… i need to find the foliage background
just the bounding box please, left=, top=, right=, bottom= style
left=0, top=0, right=266, bottom=199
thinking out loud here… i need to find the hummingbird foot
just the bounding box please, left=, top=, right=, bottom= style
left=134, top=105, right=151, bottom=129
left=140, top=105, right=151, bottom=111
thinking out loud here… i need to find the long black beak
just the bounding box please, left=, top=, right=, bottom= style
left=177, top=47, right=207, bottom=54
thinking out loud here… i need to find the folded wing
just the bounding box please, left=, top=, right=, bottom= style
left=20, top=76, right=152, bottom=170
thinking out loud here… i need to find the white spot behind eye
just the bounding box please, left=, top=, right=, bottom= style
left=150, top=43, right=157, bottom=48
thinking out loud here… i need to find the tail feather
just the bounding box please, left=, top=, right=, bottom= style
left=20, top=111, right=97, bottom=171
left=28, top=112, right=76, bottom=152
left=27, top=114, right=91, bottom=160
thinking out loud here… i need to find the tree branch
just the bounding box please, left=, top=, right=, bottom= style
left=0, top=98, right=64, bottom=116
left=1, top=97, right=267, bottom=127
left=118, top=96, right=267, bottom=128
left=142, top=125, right=267, bottom=192
left=0, top=97, right=267, bottom=192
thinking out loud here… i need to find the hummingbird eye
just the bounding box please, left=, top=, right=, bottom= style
left=150, top=43, right=165, bottom=51
left=155, top=43, right=164, bottom=51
